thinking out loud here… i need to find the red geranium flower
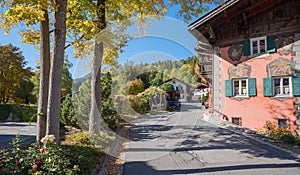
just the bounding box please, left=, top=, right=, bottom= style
left=32, top=164, right=38, bottom=169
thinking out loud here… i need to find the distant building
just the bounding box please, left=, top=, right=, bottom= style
left=193, top=84, right=210, bottom=101
left=188, top=0, right=300, bottom=133
left=158, top=77, right=192, bottom=102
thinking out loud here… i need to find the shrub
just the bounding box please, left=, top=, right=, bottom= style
left=129, top=79, right=145, bottom=95
left=62, top=132, right=115, bottom=175
left=114, top=95, right=133, bottom=116
left=160, top=83, right=174, bottom=92
left=102, top=99, right=120, bottom=131
left=259, top=121, right=299, bottom=145
left=64, top=132, right=115, bottom=152
left=263, top=121, right=290, bottom=138
left=129, top=95, right=149, bottom=114
left=201, top=93, right=209, bottom=105
left=0, top=104, right=37, bottom=122
left=295, top=136, right=300, bottom=146
left=280, top=133, right=296, bottom=145
left=0, top=104, right=11, bottom=120
left=0, top=135, right=79, bottom=175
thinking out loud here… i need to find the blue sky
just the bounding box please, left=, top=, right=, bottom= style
left=0, top=4, right=212, bottom=79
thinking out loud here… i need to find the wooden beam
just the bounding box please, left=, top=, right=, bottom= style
left=207, top=24, right=216, bottom=39
left=243, top=13, right=247, bottom=26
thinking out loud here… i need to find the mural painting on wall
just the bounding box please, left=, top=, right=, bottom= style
left=276, top=36, right=294, bottom=55
left=229, top=63, right=251, bottom=79
left=228, top=45, right=242, bottom=61
left=268, top=57, right=292, bottom=76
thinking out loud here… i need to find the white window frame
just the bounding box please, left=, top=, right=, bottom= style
left=232, top=79, right=248, bottom=97
left=250, top=36, right=267, bottom=55
left=272, top=76, right=292, bottom=96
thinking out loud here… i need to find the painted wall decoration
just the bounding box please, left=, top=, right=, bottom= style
left=228, top=45, right=242, bottom=61
left=276, top=36, right=294, bottom=55
left=268, top=57, right=292, bottom=76
left=229, top=63, right=251, bottom=79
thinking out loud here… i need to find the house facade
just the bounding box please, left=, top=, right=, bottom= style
left=158, top=77, right=192, bottom=102
left=188, top=0, right=300, bottom=133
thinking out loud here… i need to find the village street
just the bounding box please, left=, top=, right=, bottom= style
left=122, top=103, right=300, bottom=175
left=0, top=122, right=36, bottom=149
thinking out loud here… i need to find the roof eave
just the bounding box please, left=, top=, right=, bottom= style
left=188, top=0, right=241, bottom=31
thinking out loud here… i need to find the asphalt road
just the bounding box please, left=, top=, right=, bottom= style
left=0, top=122, right=36, bottom=149
left=122, top=103, right=300, bottom=175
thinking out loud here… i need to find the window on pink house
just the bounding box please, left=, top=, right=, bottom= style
left=250, top=36, right=267, bottom=55
left=273, top=76, right=291, bottom=96
left=233, top=79, right=248, bottom=96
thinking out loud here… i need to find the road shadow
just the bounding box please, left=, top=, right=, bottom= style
left=179, top=103, right=202, bottom=112
left=0, top=134, right=35, bottom=149
left=126, top=123, right=300, bottom=161
left=123, top=161, right=300, bottom=175
left=0, top=123, right=29, bottom=127
left=129, top=125, right=173, bottom=141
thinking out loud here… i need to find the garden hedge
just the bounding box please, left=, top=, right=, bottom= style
left=0, top=104, right=37, bottom=122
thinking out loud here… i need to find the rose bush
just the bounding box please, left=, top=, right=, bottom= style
left=0, top=135, right=79, bottom=175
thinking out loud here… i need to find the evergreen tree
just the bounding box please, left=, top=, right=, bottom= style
left=61, top=94, right=77, bottom=127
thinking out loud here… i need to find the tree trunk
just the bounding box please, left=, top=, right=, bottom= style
left=89, top=41, right=102, bottom=135
left=46, top=0, right=67, bottom=144
left=36, top=2, right=50, bottom=142
left=89, top=0, right=106, bottom=134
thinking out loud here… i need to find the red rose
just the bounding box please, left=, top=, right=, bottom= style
left=39, top=147, right=45, bottom=153
left=35, top=158, right=40, bottom=164
left=15, top=161, right=20, bottom=165
left=32, top=164, right=38, bottom=169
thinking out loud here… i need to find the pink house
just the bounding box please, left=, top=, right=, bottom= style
left=188, top=0, right=300, bottom=133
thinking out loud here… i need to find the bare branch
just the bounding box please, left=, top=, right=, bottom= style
left=64, top=35, right=85, bottom=50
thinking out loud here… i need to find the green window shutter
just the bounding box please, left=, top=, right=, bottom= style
left=263, top=78, right=273, bottom=96
left=248, top=78, right=256, bottom=96
left=242, top=40, right=251, bottom=56
left=267, top=35, right=276, bottom=53
left=292, top=76, right=300, bottom=96
left=225, top=80, right=233, bottom=97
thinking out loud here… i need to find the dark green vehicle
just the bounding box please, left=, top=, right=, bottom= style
left=166, top=90, right=181, bottom=110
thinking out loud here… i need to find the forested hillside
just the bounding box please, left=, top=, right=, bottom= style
left=113, top=55, right=201, bottom=88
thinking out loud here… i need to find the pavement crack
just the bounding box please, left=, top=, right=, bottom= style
left=187, top=151, right=207, bottom=166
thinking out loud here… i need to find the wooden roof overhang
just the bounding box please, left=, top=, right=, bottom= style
left=188, top=0, right=294, bottom=46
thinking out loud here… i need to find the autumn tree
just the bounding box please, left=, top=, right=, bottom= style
left=32, top=60, right=73, bottom=101
left=46, top=0, right=68, bottom=143
left=0, top=0, right=53, bottom=141
left=15, top=78, right=36, bottom=104
left=37, top=0, right=51, bottom=141
left=1, top=0, right=223, bottom=139
left=0, top=44, right=32, bottom=104
left=65, top=0, right=167, bottom=134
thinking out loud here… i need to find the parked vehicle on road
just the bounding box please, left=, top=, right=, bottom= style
left=204, top=100, right=209, bottom=109
left=166, top=90, right=181, bottom=110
